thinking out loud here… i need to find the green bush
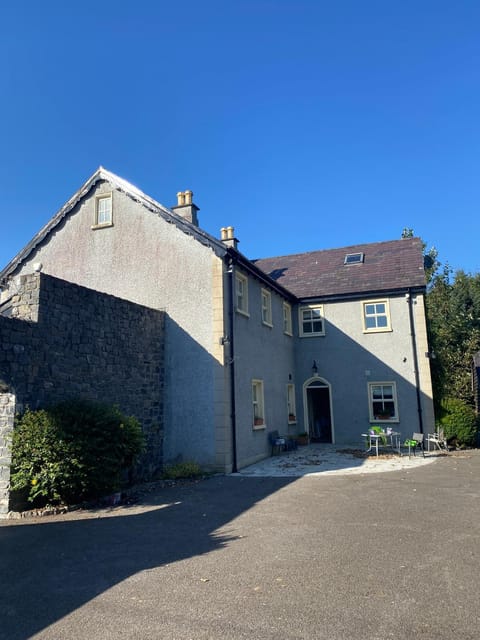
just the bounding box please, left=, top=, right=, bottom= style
left=10, top=399, right=145, bottom=505
left=162, top=461, right=202, bottom=480
left=439, top=398, right=479, bottom=448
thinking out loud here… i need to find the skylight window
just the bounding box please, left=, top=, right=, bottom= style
left=344, top=252, right=364, bottom=265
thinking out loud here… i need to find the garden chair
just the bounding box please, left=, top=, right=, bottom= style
left=268, top=430, right=286, bottom=455
left=404, top=432, right=425, bottom=458
left=427, top=428, right=449, bottom=452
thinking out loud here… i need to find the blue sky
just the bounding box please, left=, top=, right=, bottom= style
left=1, top=1, right=479, bottom=275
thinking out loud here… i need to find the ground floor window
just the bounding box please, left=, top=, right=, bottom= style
left=368, top=382, right=398, bottom=421
left=287, top=383, right=296, bottom=423
left=252, top=379, right=265, bottom=429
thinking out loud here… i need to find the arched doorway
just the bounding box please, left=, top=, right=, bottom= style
left=303, top=377, right=334, bottom=443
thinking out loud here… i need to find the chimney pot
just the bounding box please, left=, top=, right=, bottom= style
left=172, top=190, right=199, bottom=226
left=220, top=226, right=239, bottom=249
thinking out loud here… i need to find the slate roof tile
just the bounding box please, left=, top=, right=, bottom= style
left=253, top=237, right=426, bottom=299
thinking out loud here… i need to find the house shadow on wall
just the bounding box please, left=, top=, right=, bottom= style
left=294, top=313, right=434, bottom=446
left=0, top=475, right=294, bottom=640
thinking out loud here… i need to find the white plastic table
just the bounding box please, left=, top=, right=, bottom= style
left=361, top=431, right=401, bottom=456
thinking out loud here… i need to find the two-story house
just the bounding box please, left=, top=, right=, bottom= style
left=0, top=167, right=435, bottom=476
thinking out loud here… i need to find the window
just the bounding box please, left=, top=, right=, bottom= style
left=283, top=302, right=292, bottom=335
left=236, top=273, right=249, bottom=315
left=252, top=379, right=265, bottom=428
left=299, top=305, right=325, bottom=337
left=343, top=253, right=363, bottom=264
left=261, top=288, right=272, bottom=326
left=363, top=299, right=391, bottom=332
left=287, top=384, right=296, bottom=422
left=344, top=252, right=364, bottom=265
left=368, top=382, right=398, bottom=421
left=94, top=194, right=113, bottom=227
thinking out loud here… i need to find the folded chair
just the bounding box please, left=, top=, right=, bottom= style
left=404, top=432, right=425, bottom=458
left=427, top=428, right=449, bottom=452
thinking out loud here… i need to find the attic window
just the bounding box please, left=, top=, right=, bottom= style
left=344, top=252, right=364, bottom=265
left=93, top=193, right=113, bottom=228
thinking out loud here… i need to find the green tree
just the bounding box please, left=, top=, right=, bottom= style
left=403, top=229, right=479, bottom=445
left=426, top=267, right=480, bottom=412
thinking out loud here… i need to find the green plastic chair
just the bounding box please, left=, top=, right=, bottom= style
left=404, top=432, right=425, bottom=458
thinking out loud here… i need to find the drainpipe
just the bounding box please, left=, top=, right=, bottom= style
left=227, top=257, right=238, bottom=472
left=407, top=288, right=424, bottom=434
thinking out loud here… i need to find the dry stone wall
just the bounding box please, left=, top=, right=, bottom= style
left=0, top=273, right=165, bottom=515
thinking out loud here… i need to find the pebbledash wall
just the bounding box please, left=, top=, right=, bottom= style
left=0, top=272, right=165, bottom=516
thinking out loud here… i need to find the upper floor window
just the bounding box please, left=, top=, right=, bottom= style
left=363, top=299, right=391, bottom=332
left=236, top=272, right=249, bottom=316
left=252, top=379, right=265, bottom=429
left=283, top=302, right=292, bottom=335
left=368, top=382, right=398, bottom=421
left=94, top=194, right=113, bottom=227
left=261, top=289, right=272, bottom=326
left=299, top=305, right=325, bottom=337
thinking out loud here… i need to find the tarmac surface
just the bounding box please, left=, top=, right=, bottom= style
left=1, top=448, right=479, bottom=640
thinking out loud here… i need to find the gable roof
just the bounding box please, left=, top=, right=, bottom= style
left=253, top=238, right=426, bottom=300
left=0, top=167, right=227, bottom=284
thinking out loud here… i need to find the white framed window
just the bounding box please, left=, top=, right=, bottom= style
left=236, top=272, right=249, bottom=316
left=283, top=302, right=293, bottom=335
left=344, top=252, right=364, bottom=265
left=363, top=299, right=391, bottom=332
left=299, top=305, right=325, bottom=337
left=252, top=379, right=265, bottom=429
left=94, top=193, right=113, bottom=227
left=261, top=288, right=272, bottom=326
left=368, top=382, right=398, bottom=421
left=287, top=384, right=296, bottom=423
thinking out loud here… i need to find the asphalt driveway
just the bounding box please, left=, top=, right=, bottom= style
left=1, top=451, right=479, bottom=640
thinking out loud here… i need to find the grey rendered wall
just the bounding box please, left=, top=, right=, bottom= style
left=12, top=182, right=227, bottom=470
left=294, top=293, right=435, bottom=445
left=232, top=268, right=296, bottom=469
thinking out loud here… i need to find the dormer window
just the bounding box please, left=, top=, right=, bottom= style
left=344, top=252, right=364, bottom=265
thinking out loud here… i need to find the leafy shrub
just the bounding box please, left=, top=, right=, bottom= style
left=439, top=398, right=479, bottom=448
left=10, top=399, right=145, bottom=505
left=162, top=461, right=202, bottom=480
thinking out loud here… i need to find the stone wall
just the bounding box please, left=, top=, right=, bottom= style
left=0, top=273, right=165, bottom=515
left=0, top=393, right=15, bottom=515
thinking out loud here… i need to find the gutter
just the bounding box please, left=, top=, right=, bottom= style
left=408, top=287, right=424, bottom=434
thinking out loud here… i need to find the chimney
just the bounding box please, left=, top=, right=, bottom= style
left=220, top=226, right=239, bottom=250
left=172, top=190, right=199, bottom=226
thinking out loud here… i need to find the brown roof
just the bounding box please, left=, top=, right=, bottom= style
left=253, top=237, right=426, bottom=300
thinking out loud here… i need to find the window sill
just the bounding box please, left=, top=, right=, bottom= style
left=91, top=222, right=114, bottom=230
left=253, top=422, right=266, bottom=430
left=363, top=327, right=392, bottom=334
left=284, top=330, right=293, bottom=337
left=236, top=308, right=250, bottom=318
left=299, top=333, right=325, bottom=338
left=262, top=321, right=273, bottom=328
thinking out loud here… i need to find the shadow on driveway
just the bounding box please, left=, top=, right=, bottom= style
left=0, top=476, right=294, bottom=640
